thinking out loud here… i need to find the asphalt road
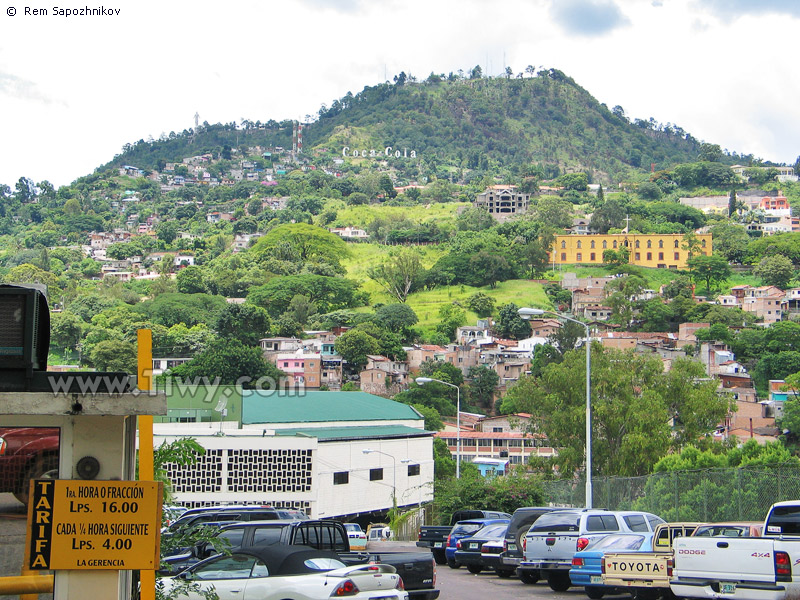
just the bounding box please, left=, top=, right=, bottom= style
left=373, top=541, right=632, bottom=600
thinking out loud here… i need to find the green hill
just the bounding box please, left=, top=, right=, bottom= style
left=102, top=69, right=748, bottom=184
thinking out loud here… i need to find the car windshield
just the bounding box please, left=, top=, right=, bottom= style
left=530, top=511, right=580, bottom=533
left=344, top=524, right=362, bottom=532
left=587, top=535, right=645, bottom=551
left=473, top=524, right=508, bottom=539
left=694, top=525, right=751, bottom=537
left=304, top=558, right=346, bottom=570
left=451, top=523, right=484, bottom=536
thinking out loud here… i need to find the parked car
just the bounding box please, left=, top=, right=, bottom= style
left=446, top=518, right=510, bottom=569
left=345, top=523, right=367, bottom=551
left=478, top=538, right=507, bottom=576
left=601, top=522, right=705, bottom=596
left=570, top=533, right=655, bottom=600
left=0, top=426, right=59, bottom=505
left=691, top=521, right=763, bottom=537
left=520, top=508, right=665, bottom=591
left=161, top=544, right=408, bottom=600
left=162, top=519, right=439, bottom=600
left=671, top=502, right=800, bottom=600
left=167, top=505, right=304, bottom=535
left=501, top=506, right=566, bottom=582
left=453, top=523, right=509, bottom=574
left=417, top=510, right=511, bottom=565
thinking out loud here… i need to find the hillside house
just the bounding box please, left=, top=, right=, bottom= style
left=474, top=185, right=531, bottom=222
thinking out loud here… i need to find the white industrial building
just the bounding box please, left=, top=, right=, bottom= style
left=152, top=391, right=434, bottom=521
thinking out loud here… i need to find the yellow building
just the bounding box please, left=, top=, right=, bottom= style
left=551, top=233, right=712, bottom=269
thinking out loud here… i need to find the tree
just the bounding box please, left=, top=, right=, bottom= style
left=469, top=251, right=515, bottom=289
left=466, top=292, right=496, bottom=318
left=686, top=254, right=732, bottom=292
left=214, top=304, right=271, bottom=346
left=495, top=303, right=531, bottom=340
left=90, top=339, right=137, bottom=373
left=520, top=237, right=551, bottom=278
left=334, top=329, right=380, bottom=371
left=434, top=304, right=466, bottom=342
left=49, top=310, right=84, bottom=353
left=374, top=304, right=419, bottom=336
left=367, top=249, right=426, bottom=303
left=510, top=347, right=713, bottom=478
left=176, top=266, right=206, bottom=294
left=251, top=223, right=348, bottom=270
left=709, top=223, right=749, bottom=263
left=170, top=339, right=285, bottom=387
left=753, top=255, right=795, bottom=289
left=466, top=365, right=500, bottom=411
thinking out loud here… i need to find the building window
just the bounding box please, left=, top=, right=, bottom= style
left=658, top=252, right=664, bottom=260
left=701, top=239, right=707, bottom=248
left=333, top=471, right=349, bottom=485
left=493, top=427, right=504, bottom=432
left=590, top=240, right=595, bottom=249
left=576, top=253, right=582, bottom=261
left=561, top=240, right=566, bottom=249
left=674, top=239, right=679, bottom=248
left=577, top=240, right=582, bottom=249
left=659, top=240, right=664, bottom=248
left=635, top=240, right=640, bottom=248
left=647, top=240, right=652, bottom=248
left=613, top=240, right=618, bottom=249
left=369, top=468, right=383, bottom=481
left=407, top=464, right=420, bottom=476
left=674, top=252, right=680, bottom=260
left=647, top=252, right=652, bottom=260
left=635, top=252, right=641, bottom=260
left=602, top=240, right=607, bottom=249
left=478, top=439, right=492, bottom=447
left=590, top=253, right=596, bottom=261
left=561, top=253, right=566, bottom=261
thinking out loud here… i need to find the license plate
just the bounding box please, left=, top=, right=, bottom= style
left=433, top=542, right=443, bottom=548
left=720, top=583, right=736, bottom=594
left=590, top=576, right=603, bottom=584
left=470, top=543, right=478, bottom=549
left=508, top=544, right=517, bottom=551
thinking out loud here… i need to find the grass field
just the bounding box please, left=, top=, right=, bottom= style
left=328, top=200, right=469, bottom=228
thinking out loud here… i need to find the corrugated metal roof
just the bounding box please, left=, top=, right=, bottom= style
left=242, top=390, right=422, bottom=424
left=274, top=424, right=433, bottom=441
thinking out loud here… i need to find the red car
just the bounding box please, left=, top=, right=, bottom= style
left=0, top=427, right=59, bottom=505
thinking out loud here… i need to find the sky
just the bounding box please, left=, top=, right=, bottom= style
left=1, top=0, right=798, bottom=188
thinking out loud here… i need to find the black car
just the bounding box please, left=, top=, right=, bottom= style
left=500, top=506, right=564, bottom=581
left=453, top=523, right=509, bottom=574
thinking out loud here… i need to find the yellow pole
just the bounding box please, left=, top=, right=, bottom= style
left=137, top=329, right=156, bottom=600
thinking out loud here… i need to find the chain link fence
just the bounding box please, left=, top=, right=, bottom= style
left=541, top=463, right=800, bottom=521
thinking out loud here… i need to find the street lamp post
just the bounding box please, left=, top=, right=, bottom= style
left=362, top=448, right=397, bottom=510
left=518, top=307, right=593, bottom=508
left=415, top=377, right=461, bottom=478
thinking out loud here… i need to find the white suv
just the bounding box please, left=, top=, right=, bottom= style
left=519, top=508, right=664, bottom=591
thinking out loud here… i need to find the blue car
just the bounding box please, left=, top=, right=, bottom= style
left=445, top=518, right=510, bottom=569
left=569, top=532, right=655, bottom=599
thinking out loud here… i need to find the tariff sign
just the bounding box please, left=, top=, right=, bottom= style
left=28, top=480, right=162, bottom=570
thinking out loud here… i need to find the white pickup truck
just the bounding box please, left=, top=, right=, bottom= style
left=671, top=501, right=800, bottom=600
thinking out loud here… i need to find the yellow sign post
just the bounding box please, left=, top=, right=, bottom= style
left=27, top=480, right=162, bottom=571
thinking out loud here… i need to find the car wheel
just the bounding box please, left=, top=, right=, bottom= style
left=586, top=586, right=605, bottom=599
left=520, top=571, right=539, bottom=585
left=467, top=565, right=483, bottom=574
left=433, top=550, right=447, bottom=565
left=496, top=568, right=514, bottom=578
left=448, top=558, right=460, bottom=569
left=14, top=454, right=59, bottom=506
left=547, top=573, right=571, bottom=592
